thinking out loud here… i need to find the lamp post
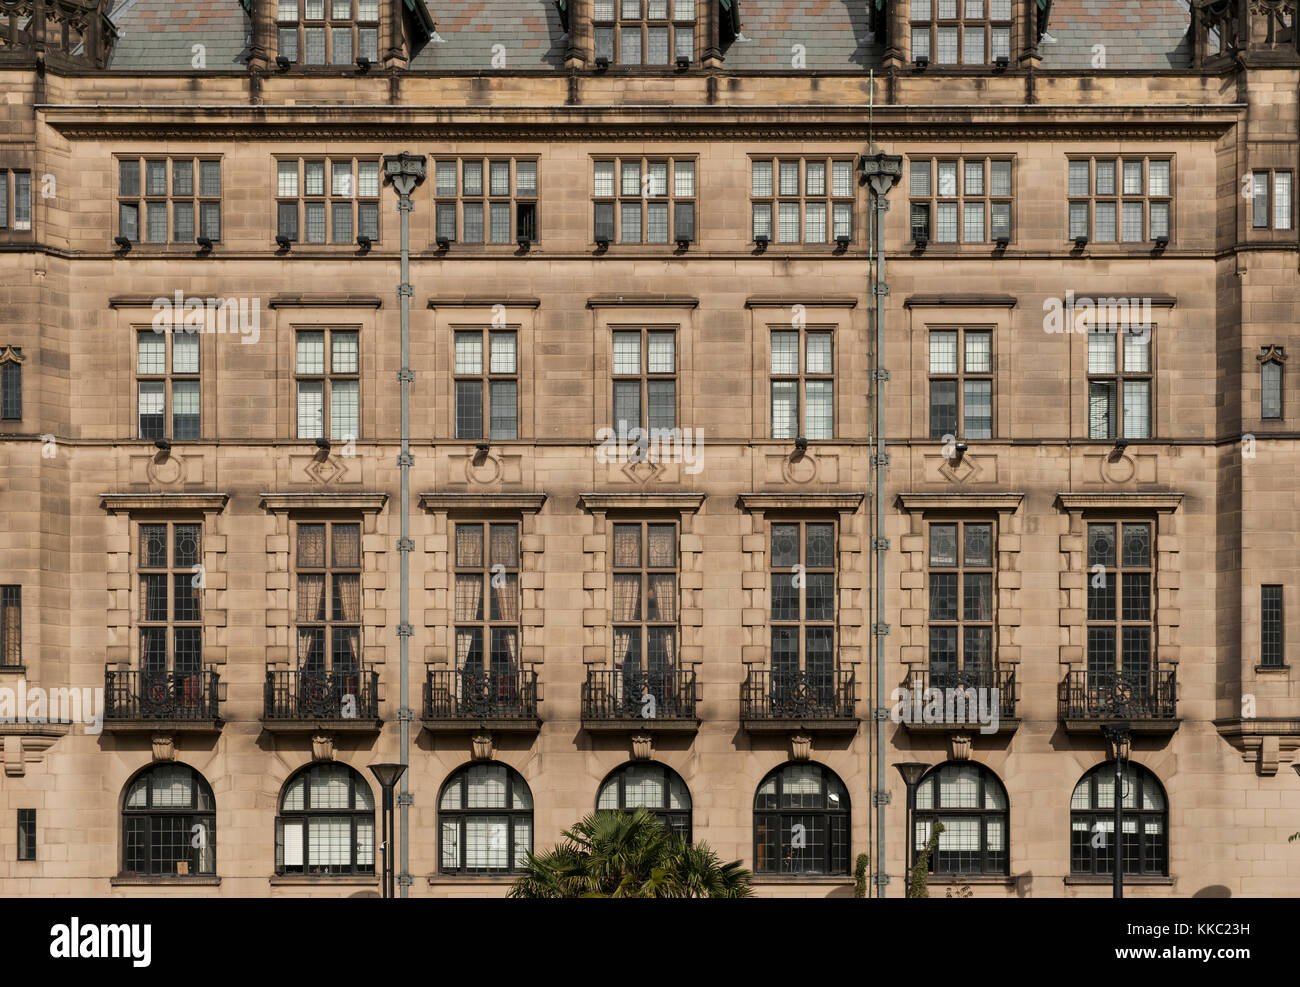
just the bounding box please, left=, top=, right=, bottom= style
left=861, top=149, right=903, bottom=897
left=368, top=762, right=407, bottom=899
left=383, top=152, right=426, bottom=899
left=894, top=762, right=929, bottom=896
left=1101, top=721, right=1131, bottom=900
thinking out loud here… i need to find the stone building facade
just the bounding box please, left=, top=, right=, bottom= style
left=0, top=0, right=1297, bottom=897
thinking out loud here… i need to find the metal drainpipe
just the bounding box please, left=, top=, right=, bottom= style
left=385, top=153, right=426, bottom=899
left=862, top=150, right=901, bottom=897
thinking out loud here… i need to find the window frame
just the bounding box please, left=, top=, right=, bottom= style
left=611, top=520, right=680, bottom=673
left=116, top=155, right=221, bottom=245
left=0, top=585, right=20, bottom=668
left=121, top=764, right=217, bottom=877
left=276, top=0, right=381, bottom=66
left=913, top=762, right=1010, bottom=877
left=592, top=155, right=697, bottom=246
left=453, top=327, right=519, bottom=440
left=596, top=762, right=693, bottom=843
left=275, top=763, right=375, bottom=877
left=432, top=157, right=539, bottom=247
left=753, top=762, right=851, bottom=876
left=276, top=156, right=381, bottom=246
left=16, top=809, right=35, bottom=862
left=1067, top=155, right=1174, bottom=245
left=769, top=327, right=835, bottom=440
left=1251, top=169, right=1294, bottom=231
left=925, top=520, right=996, bottom=677
left=769, top=520, right=838, bottom=686
left=592, top=0, right=697, bottom=67
left=136, top=330, right=201, bottom=440
left=437, top=762, right=534, bottom=876
left=452, top=521, right=522, bottom=677
left=0, top=169, right=33, bottom=233
left=1260, top=348, right=1285, bottom=420
left=292, top=520, right=364, bottom=673
left=1261, top=584, right=1284, bottom=669
left=0, top=348, right=22, bottom=421
left=909, top=156, right=1013, bottom=245
left=927, top=327, right=994, bottom=439
left=1069, top=762, right=1168, bottom=877
left=295, top=328, right=361, bottom=441
left=750, top=156, right=857, bottom=247
left=136, top=522, right=204, bottom=676
left=1085, top=520, right=1155, bottom=687
left=909, top=0, right=1013, bottom=67
left=1086, top=327, right=1153, bottom=440
left=611, top=327, right=677, bottom=433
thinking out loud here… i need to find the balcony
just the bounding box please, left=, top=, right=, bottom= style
left=1058, top=666, right=1179, bottom=734
left=897, top=666, right=1019, bottom=735
left=422, top=666, right=540, bottom=733
left=581, top=667, right=699, bottom=733
left=103, top=668, right=222, bottom=733
left=740, top=668, right=858, bottom=733
left=262, top=666, right=381, bottom=733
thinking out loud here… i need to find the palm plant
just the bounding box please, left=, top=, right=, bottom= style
left=509, top=808, right=753, bottom=898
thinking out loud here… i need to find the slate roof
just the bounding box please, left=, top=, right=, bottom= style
left=1042, top=0, right=1192, bottom=70
left=107, top=0, right=250, bottom=71
left=408, top=0, right=567, bottom=70
left=100, top=0, right=1193, bottom=74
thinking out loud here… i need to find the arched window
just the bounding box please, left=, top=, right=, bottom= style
left=913, top=763, right=1009, bottom=876
left=1070, top=761, right=1168, bottom=876
left=275, top=763, right=374, bottom=876
left=753, top=762, right=849, bottom=875
left=596, top=762, right=692, bottom=841
left=438, top=762, right=533, bottom=875
left=122, top=764, right=216, bottom=877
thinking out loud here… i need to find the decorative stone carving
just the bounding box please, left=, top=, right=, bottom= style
left=151, top=734, right=176, bottom=762
left=630, top=734, right=653, bottom=761
left=471, top=733, right=494, bottom=761
left=950, top=733, right=972, bottom=761
left=790, top=733, right=812, bottom=761
left=311, top=733, right=335, bottom=762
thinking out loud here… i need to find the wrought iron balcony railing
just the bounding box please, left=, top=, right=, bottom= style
left=1058, top=666, right=1177, bottom=721
left=105, top=668, right=220, bottom=721
left=582, top=667, right=698, bottom=721
left=263, top=666, right=379, bottom=721
left=740, top=668, right=856, bottom=721
left=901, top=666, right=1018, bottom=722
left=424, top=666, right=539, bottom=721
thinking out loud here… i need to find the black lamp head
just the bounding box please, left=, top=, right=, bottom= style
left=114, top=236, right=132, bottom=250
left=436, top=236, right=451, bottom=250
left=595, top=55, right=610, bottom=70
left=1154, top=235, right=1169, bottom=249
left=1074, top=235, right=1089, bottom=249
left=275, top=234, right=292, bottom=249
left=914, top=234, right=929, bottom=250
left=675, top=54, right=690, bottom=69
left=196, top=235, right=213, bottom=250
left=275, top=55, right=291, bottom=72
left=754, top=234, right=770, bottom=250
left=516, top=236, right=531, bottom=251
left=794, top=436, right=808, bottom=454
left=355, top=56, right=371, bottom=74
left=914, top=55, right=929, bottom=70
left=994, top=235, right=1010, bottom=248
left=314, top=437, right=331, bottom=452
left=356, top=234, right=373, bottom=249
left=836, top=234, right=852, bottom=249
left=675, top=237, right=691, bottom=250
left=153, top=438, right=171, bottom=452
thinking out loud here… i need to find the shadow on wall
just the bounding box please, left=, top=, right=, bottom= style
left=1015, top=872, right=1032, bottom=897
left=1192, top=885, right=1232, bottom=898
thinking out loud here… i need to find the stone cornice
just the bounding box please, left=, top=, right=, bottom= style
left=897, top=493, right=1025, bottom=512
left=100, top=493, right=229, bottom=513
left=268, top=294, right=383, bottom=309
left=37, top=105, right=1242, bottom=142
left=578, top=492, right=706, bottom=511
left=904, top=293, right=1018, bottom=308
left=259, top=493, right=388, bottom=512
left=586, top=294, right=699, bottom=309
left=418, top=493, right=547, bottom=512
left=1055, top=493, right=1184, bottom=512
left=738, top=493, right=864, bottom=512
left=427, top=296, right=541, bottom=309
left=746, top=295, right=859, bottom=309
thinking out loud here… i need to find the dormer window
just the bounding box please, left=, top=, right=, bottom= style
left=910, top=0, right=1012, bottom=66
left=278, top=0, right=380, bottom=66
left=593, top=0, right=695, bottom=66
